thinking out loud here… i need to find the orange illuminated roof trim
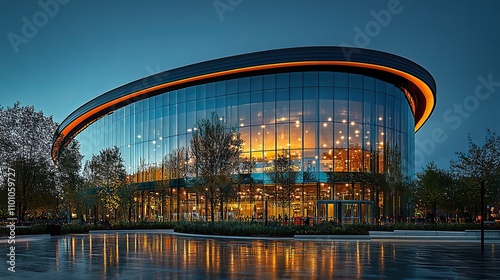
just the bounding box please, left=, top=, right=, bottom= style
left=53, top=60, right=434, bottom=161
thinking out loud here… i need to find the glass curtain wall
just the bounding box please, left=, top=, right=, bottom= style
left=76, top=71, right=415, bottom=222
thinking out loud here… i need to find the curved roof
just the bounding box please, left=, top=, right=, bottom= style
left=52, top=46, right=436, bottom=163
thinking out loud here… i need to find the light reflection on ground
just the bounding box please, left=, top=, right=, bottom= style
left=1, top=232, right=499, bottom=279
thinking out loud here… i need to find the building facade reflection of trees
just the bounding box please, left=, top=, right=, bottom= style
left=76, top=71, right=414, bottom=222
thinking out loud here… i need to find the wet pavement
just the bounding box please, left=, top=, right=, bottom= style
left=1, top=232, right=499, bottom=279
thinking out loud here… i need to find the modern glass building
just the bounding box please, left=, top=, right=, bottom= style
left=52, top=46, right=436, bottom=223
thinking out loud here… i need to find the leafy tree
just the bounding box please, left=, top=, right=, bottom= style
left=265, top=150, right=298, bottom=217
left=190, top=112, right=243, bottom=225
left=450, top=129, right=500, bottom=219
left=57, top=140, right=84, bottom=219
left=83, top=146, right=126, bottom=221
left=117, top=183, right=138, bottom=223
left=414, top=162, right=454, bottom=223
left=0, top=102, right=59, bottom=220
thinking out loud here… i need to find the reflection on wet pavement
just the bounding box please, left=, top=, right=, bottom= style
left=1, top=232, right=499, bottom=279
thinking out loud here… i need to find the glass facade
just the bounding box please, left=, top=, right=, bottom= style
left=74, top=70, right=415, bottom=222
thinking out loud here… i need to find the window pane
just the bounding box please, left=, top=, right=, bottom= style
left=263, top=124, right=275, bottom=151
left=263, top=100, right=275, bottom=125
left=334, top=87, right=348, bottom=122
left=364, top=76, right=375, bottom=90
left=349, top=88, right=363, bottom=124
left=290, top=122, right=302, bottom=150
left=226, top=79, right=237, bottom=94
left=335, top=72, right=348, bottom=87
left=206, top=82, right=216, bottom=98
left=186, top=87, right=196, bottom=101
left=303, top=122, right=316, bottom=149
left=177, top=89, right=186, bottom=103
left=276, top=123, right=289, bottom=150
left=290, top=72, right=302, bottom=87
left=263, top=74, right=275, bottom=90
left=251, top=75, right=263, bottom=91
left=349, top=73, right=363, bottom=89
left=251, top=102, right=263, bottom=125
left=196, top=84, right=206, bottom=99
left=303, top=72, right=318, bottom=87
left=319, top=87, right=333, bottom=122
left=319, top=71, right=334, bottom=86
left=276, top=73, right=289, bottom=89
left=238, top=77, right=251, bottom=92
left=303, top=87, right=317, bottom=122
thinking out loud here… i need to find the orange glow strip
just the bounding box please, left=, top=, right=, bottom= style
left=53, top=61, right=434, bottom=161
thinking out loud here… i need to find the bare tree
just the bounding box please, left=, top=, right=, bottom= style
left=265, top=150, right=298, bottom=218
left=190, top=112, right=243, bottom=225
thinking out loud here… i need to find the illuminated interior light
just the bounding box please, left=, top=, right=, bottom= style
left=378, top=117, right=383, bottom=121
left=355, top=130, right=359, bottom=134
left=342, top=119, right=347, bottom=123
left=328, top=117, right=332, bottom=121
left=137, top=135, right=142, bottom=139
left=351, top=121, right=355, bottom=125
left=323, top=123, right=327, bottom=127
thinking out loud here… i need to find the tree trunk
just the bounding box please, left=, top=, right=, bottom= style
left=210, top=201, right=215, bottom=226
left=220, top=198, right=224, bottom=221
left=128, top=204, right=132, bottom=224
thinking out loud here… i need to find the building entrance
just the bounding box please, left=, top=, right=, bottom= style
left=316, top=200, right=374, bottom=225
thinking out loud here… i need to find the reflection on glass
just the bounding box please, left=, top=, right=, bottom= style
left=74, top=71, right=415, bottom=222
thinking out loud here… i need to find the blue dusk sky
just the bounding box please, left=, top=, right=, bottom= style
left=1, top=0, right=499, bottom=171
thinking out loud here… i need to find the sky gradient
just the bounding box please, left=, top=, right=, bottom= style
left=1, top=0, right=499, bottom=171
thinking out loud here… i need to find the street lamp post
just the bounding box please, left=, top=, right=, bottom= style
left=481, top=181, right=485, bottom=252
